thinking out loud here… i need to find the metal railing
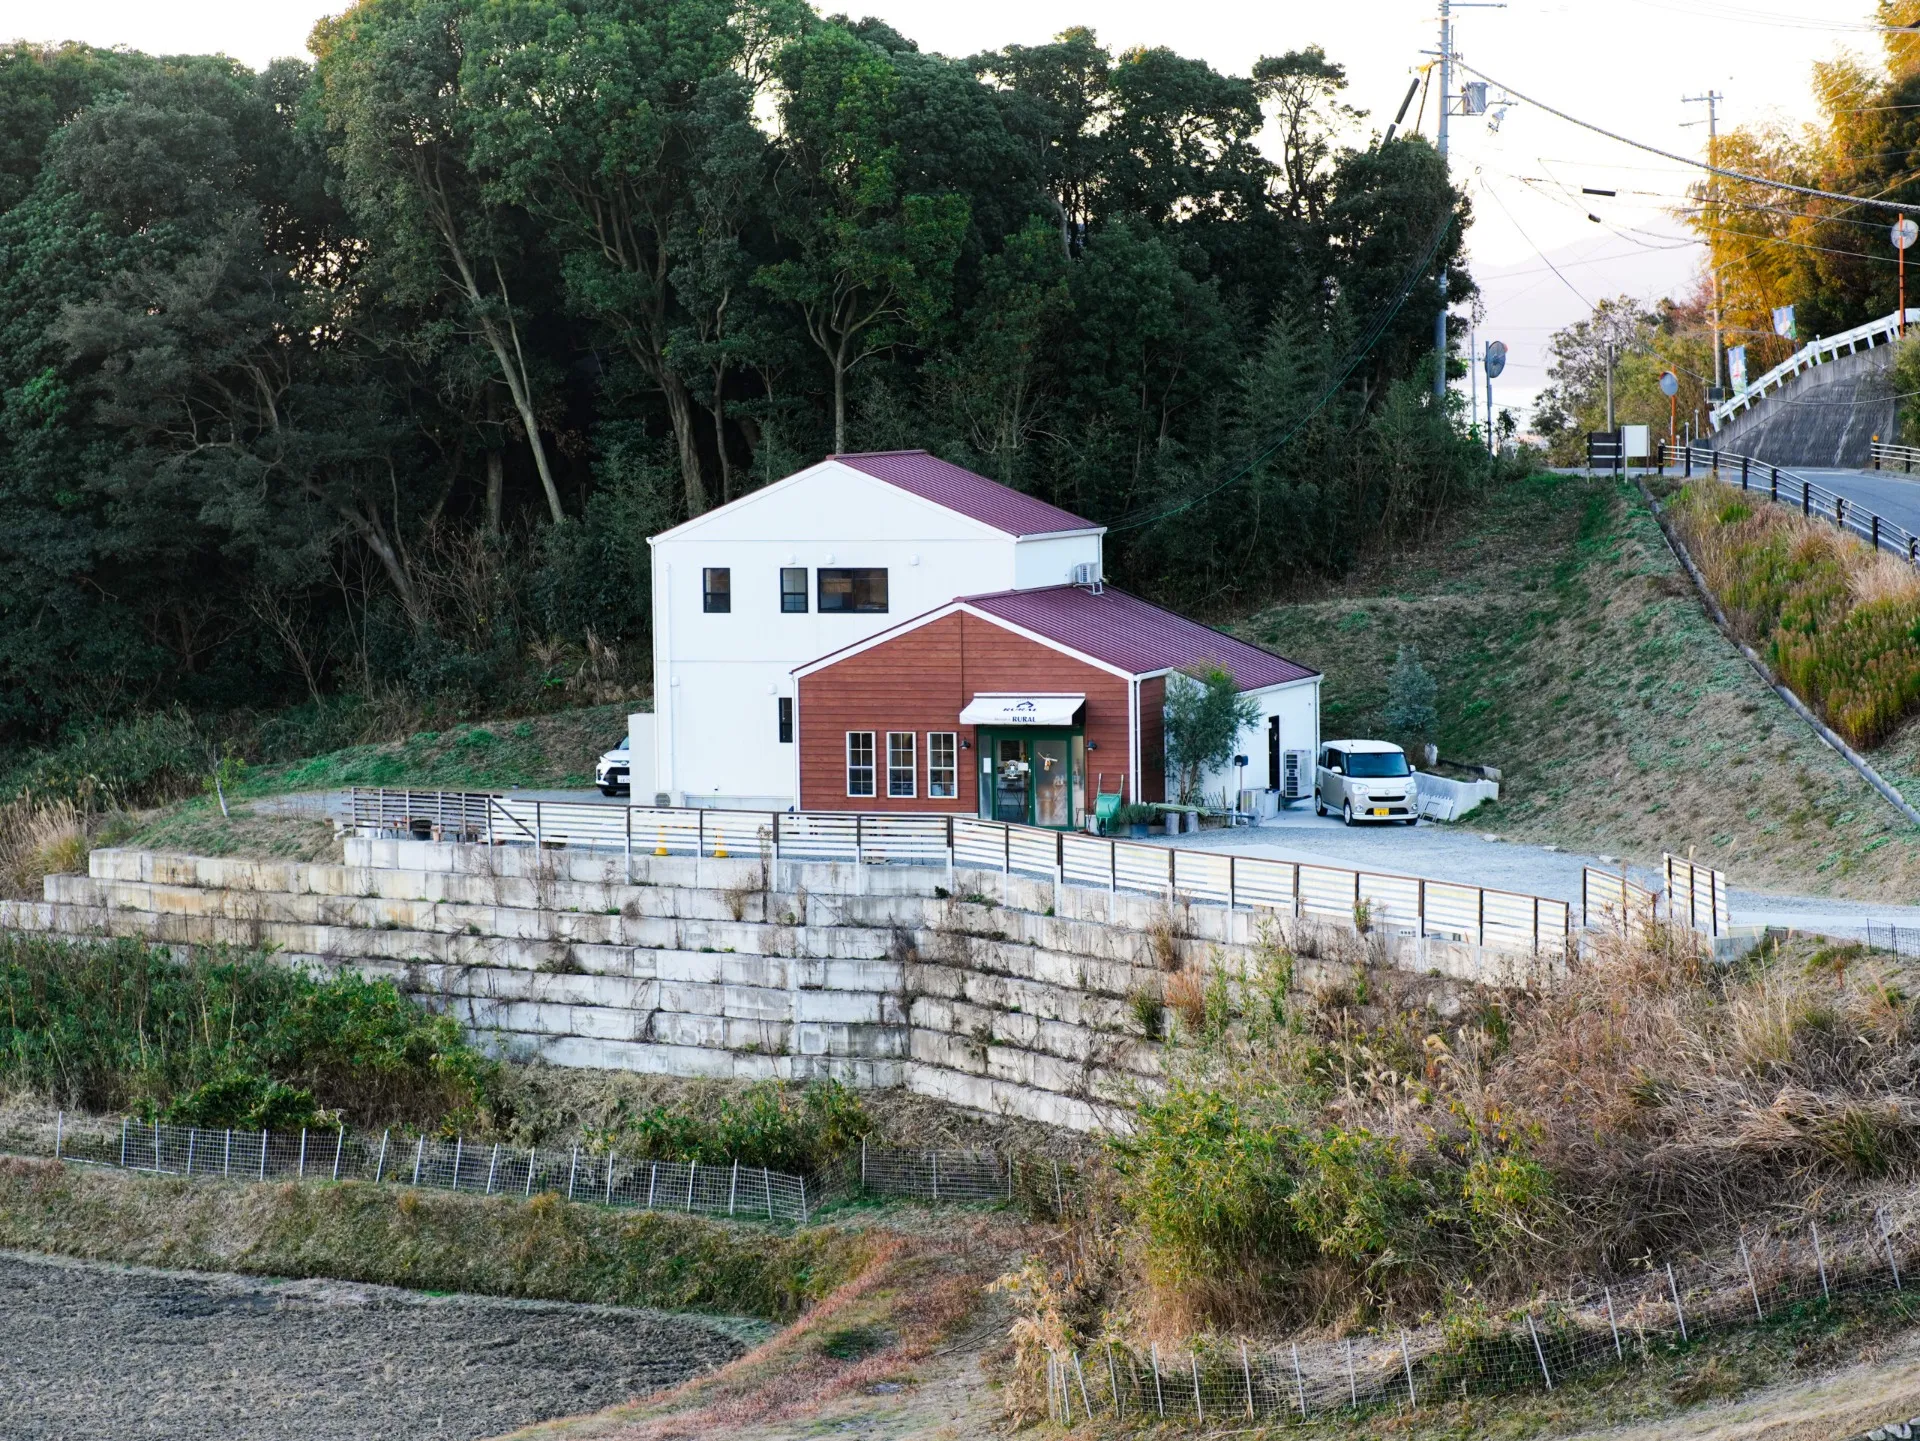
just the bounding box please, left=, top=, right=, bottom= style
left=10, top=1114, right=1087, bottom=1226
left=349, top=790, right=1575, bottom=954
left=1664, top=853, right=1731, bottom=939
left=1871, top=439, right=1920, bottom=473
left=1667, top=443, right=1920, bottom=567
left=1709, top=308, right=1919, bottom=429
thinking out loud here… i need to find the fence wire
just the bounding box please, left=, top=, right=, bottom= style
left=1046, top=1214, right=1919, bottom=1425
left=0, top=1114, right=1083, bottom=1228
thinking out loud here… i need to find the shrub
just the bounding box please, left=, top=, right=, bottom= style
left=1382, top=645, right=1438, bottom=745
left=0, top=934, right=500, bottom=1130
left=592, top=1079, right=871, bottom=1173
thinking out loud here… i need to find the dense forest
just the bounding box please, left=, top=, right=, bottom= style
left=0, top=1, right=1481, bottom=755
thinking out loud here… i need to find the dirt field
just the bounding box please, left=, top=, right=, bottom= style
left=0, top=1250, right=760, bottom=1441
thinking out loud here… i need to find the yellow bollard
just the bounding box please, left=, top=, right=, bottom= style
left=654, top=829, right=669, bottom=857
left=712, top=828, right=728, bottom=859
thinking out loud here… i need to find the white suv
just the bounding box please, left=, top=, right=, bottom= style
left=1314, top=740, right=1417, bottom=825
left=595, top=737, right=630, bottom=797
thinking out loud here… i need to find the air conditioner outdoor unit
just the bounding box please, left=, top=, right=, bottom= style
left=1281, top=749, right=1310, bottom=801
left=1069, top=561, right=1103, bottom=592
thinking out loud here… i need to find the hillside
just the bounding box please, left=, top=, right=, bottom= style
left=1229, top=470, right=1920, bottom=899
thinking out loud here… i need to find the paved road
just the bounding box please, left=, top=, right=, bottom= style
left=1779, top=466, right=1920, bottom=539
left=1151, top=808, right=1920, bottom=939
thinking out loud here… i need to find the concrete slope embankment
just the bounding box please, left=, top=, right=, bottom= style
left=1714, top=342, right=1895, bottom=468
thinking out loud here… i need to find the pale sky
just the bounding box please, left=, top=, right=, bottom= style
left=6, top=0, right=1889, bottom=414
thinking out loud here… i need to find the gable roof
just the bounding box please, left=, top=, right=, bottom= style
left=831, top=451, right=1099, bottom=538
left=795, top=584, right=1317, bottom=691
left=964, top=586, right=1317, bottom=689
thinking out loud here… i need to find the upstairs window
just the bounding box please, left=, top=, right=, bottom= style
left=846, top=732, right=875, bottom=797
left=817, top=567, right=887, bottom=613
left=780, top=567, right=808, bottom=613
left=702, top=567, right=731, bottom=613
left=887, top=732, right=915, bottom=798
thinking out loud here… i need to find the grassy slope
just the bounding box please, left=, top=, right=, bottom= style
left=1229, top=470, right=1920, bottom=899
left=0, top=1156, right=871, bottom=1322
left=103, top=701, right=644, bottom=862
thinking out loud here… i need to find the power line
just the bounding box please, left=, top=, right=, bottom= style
left=1106, top=209, right=1457, bottom=535
left=1475, top=176, right=1595, bottom=307
left=1454, top=60, right=1920, bottom=217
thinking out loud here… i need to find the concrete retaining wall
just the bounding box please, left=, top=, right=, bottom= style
left=0, top=839, right=1538, bottom=1132
left=1713, top=343, right=1895, bottom=468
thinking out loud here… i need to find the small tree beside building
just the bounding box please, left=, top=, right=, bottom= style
left=1164, top=665, right=1261, bottom=805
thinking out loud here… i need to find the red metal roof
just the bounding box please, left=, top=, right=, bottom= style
left=963, top=586, right=1318, bottom=689
left=831, top=450, right=1097, bottom=537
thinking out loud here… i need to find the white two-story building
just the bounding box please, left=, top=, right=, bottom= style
left=642, top=450, right=1320, bottom=821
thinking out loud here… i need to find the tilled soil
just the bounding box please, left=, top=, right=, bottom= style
left=0, top=1250, right=760, bottom=1440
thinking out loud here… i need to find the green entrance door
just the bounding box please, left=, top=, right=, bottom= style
left=978, top=730, right=1080, bottom=828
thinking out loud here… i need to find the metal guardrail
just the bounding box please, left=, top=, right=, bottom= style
left=1666, top=443, right=1920, bottom=567
left=1872, top=439, right=1920, bottom=473
left=348, top=789, right=1575, bottom=953
left=1709, top=308, right=1919, bottom=429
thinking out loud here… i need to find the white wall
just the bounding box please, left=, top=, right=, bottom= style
left=1188, top=677, right=1320, bottom=805
left=1013, top=533, right=1104, bottom=589
left=650, top=460, right=1101, bottom=806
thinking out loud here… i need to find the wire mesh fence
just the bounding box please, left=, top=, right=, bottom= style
left=1045, top=1212, right=1920, bottom=1425
left=0, top=1113, right=1083, bottom=1227
left=1864, top=923, right=1920, bottom=959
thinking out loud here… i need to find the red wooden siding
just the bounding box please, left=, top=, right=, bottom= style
left=796, top=612, right=1132, bottom=813
left=1137, top=675, right=1166, bottom=804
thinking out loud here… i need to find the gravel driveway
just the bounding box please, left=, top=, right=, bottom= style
left=0, top=1251, right=761, bottom=1441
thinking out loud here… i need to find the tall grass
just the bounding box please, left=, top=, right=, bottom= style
left=0, top=934, right=499, bottom=1131
left=1667, top=480, right=1920, bottom=746
left=1101, top=925, right=1920, bottom=1336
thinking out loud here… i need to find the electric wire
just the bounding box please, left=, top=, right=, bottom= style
left=1104, top=209, right=1457, bottom=535
left=1454, top=60, right=1920, bottom=217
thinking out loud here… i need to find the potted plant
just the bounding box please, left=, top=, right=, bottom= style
left=1113, top=803, right=1154, bottom=839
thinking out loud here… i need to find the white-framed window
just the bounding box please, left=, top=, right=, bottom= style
left=846, top=732, right=875, bottom=797
left=887, top=731, right=915, bottom=798
left=927, top=732, right=957, bottom=798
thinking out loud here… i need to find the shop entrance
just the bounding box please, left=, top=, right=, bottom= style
left=977, top=730, right=1081, bottom=828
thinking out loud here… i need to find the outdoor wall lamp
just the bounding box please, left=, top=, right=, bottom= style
left=1087, top=741, right=1098, bottom=750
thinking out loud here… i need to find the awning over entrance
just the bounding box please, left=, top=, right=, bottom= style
left=958, top=693, right=1084, bottom=727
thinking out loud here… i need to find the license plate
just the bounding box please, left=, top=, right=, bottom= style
left=1370, top=807, right=1389, bottom=816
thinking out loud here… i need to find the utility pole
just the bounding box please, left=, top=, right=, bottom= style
left=1605, top=344, right=1616, bottom=433
left=1435, top=0, right=1452, bottom=401
left=1431, top=0, right=1505, bottom=401
left=1683, top=90, right=1724, bottom=393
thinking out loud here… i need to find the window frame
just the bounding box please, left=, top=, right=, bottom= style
left=816, top=566, right=888, bottom=614
left=702, top=567, right=731, bottom=613
left=777, top=697, right=794, bottom=744
left=886, top=731, right=916, bottom=798
left=927, top=731, right=957, bottom=799
left=779, top=567, right=808, bottom=613
left=846, top=731, right=876, bottom=798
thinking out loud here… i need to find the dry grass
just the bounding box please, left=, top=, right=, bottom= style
left=0, top=798, right=91, bottom=900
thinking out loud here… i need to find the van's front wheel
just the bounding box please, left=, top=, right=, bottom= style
left=1342, top=801, right=1354, bottom=827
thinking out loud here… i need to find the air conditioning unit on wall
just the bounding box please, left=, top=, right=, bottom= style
left=1069, top=562, right=1103, bottom=593
left=1281, top=749, right=1310, bottom=801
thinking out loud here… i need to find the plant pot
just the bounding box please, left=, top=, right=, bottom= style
left=1128, top=823, right=1148, bottom=839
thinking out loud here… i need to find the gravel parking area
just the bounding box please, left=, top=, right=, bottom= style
left=0, top=1250, right=761, bottom=1441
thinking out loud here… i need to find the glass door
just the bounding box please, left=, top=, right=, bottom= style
left=1032, top=736, right=1072, bottom=828
left=988, top=735, right=1031, bottom=823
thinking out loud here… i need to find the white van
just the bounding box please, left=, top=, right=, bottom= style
left=1314, top=740, right=1417, bottom=826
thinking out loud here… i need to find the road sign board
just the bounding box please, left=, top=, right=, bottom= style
left=1896, top=218, right=1919, bottom=251
left=1484, top=340, right=1507, bottom=378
